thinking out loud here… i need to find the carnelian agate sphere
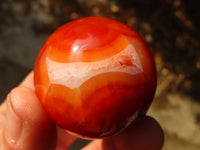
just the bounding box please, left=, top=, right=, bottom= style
left=34, top=17, right=157, bottom=138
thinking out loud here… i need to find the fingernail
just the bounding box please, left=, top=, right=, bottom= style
left=5, top=95, right=22, bottom=144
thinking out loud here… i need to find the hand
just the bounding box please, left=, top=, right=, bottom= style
left=0, top=72, right=164, bottom=150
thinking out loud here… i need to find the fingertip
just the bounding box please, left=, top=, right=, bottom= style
left=19, top=71, right=35, bottom=90
left=141, top=116, right=164, bottom=149
left=9, top=87, right=41, bottom=122
left=5, top=86, right=57, bottom=150
left=56, top=126, right=77, bottom=150
left=84, top=116, right=164, bottom=150
left=103, top=116, right=164, bottom=150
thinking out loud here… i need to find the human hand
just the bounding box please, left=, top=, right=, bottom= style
left=0, top=72, right=164, bottom=150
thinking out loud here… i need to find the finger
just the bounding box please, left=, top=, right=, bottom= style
left=0, top=101, right=6, bottom=115
left=56, top=127, right=77, bottom=150
left=19, top=71, right=35, bottom=90
left=83, top=116, right=164, bottom=150
left=3, top=87, right=57, bottom=150
left=0, top=71, right=35, bottom=109
left=20, top=71, right=77, bottom=150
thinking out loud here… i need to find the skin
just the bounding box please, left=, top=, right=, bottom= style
left=0, top=72, right=164, bottom=150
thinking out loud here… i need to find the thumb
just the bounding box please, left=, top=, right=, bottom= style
left=4, top=87, right=57, bottom=150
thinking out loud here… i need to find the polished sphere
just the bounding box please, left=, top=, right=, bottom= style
left=34, top=17, right=157, bottom=138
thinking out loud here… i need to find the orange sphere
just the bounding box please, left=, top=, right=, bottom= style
left=34, top=17, right=157, bottom=138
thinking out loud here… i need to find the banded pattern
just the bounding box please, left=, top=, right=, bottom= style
left=34, top=17, right=157, bottom=138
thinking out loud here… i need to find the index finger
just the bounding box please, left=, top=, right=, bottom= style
left=19, top=71, right=35, bottom=90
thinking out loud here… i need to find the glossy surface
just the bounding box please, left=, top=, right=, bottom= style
left=34, top=17, right=157, bottom=138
